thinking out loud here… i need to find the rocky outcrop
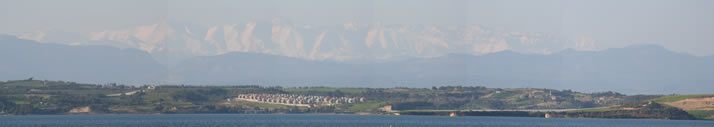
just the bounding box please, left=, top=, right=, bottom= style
left=68, top=106, right=91, bottom=114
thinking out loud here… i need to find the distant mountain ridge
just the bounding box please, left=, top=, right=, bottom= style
left=0, top=35, right=167, bottom=84
left=170, top=44, right=714, bottom=94
left=2, top=35, right=712, bottom=94
left=81, top=20, right=576, bottom=64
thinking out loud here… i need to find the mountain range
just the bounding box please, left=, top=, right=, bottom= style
left=0, top=35, right=167, bottom=84
left=63, top=20, right=581, bottom=65
left=2, top=35, right=712, bottom=94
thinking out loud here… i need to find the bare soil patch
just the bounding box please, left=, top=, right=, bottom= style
left=662, top=97, right=714, bottom=110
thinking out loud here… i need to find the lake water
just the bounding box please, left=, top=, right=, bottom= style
left=1, top=114, right=712, bottom=127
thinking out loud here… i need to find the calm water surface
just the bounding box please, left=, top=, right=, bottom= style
left=1, top=114, right=712, bottom=127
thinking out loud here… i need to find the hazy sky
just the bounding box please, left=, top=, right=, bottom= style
left=1, top=0, right=713, bottom=55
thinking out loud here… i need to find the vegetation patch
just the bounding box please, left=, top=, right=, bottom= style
left=650, top=95, right=714, bottom=102
left=0, top=79, right=710, bottom=121
left=12, top=101, right=30, bottom=105
left=3, top=80, right=44, bottom=87
left=687, top=110, right=714, bottom=120
left=567, top=107, right=619, bottom=113
left=282, top=88, right=367, bottom=94
left=490, top=92, right=515, bottom=99
left=242, top=103, right=291, bottom=108
left=344, top=102, right=385, bottom=112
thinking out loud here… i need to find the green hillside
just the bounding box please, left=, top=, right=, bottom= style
left=649, top=94, right=714, bottom=102
left=649, top=95, right=714, bottom=120
left=1, top=79, right=708, bottom=121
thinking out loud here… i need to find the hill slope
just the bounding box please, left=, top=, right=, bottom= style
left=0, top=35, right=167, bottom=84
left=652, top=95, right=714, bottom=120
left=171, top=45, right=714, bottom=94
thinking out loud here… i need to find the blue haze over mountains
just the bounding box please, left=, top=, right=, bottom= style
left=0, top=35, right=167, bottom=84
left=1, top=35, right=712, bottom=94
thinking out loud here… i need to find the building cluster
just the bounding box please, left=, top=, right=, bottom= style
left=518, top=89, right=557, bottom=101
left=236, top=94, right=365, bottom=106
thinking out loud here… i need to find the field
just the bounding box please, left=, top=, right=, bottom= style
left=649, top=94, right=714, bottom=102
left=281, top=88, right=367, bottom=94
left=1, top=79, right=712, bottom=120
left=651, top=95, right=714, bottom=120
left=687, top=110, right=714, bottom=120
left=341, top=102, right=385, bottom=112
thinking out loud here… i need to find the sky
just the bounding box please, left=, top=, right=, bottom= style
left=1, top=0, right=713, bottom=58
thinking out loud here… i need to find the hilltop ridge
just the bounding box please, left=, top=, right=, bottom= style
left=3, top=79, right=711, bottom=120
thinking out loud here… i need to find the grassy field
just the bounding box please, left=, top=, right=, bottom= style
left=647, top=95, right=714, bottom=120
left=490, top=92, right=516, bottom=99
left=11, top=100, right=30, bottom=105
left=282, top=88, right=367, bottom=94
left=344, top=102, right=385, bottom=112
left=649, top=94, right=714, bottom=102
left=2, top=80, right=44, bottom=87
left=241, top=103, right=292, bottom=108
left=687, top=110, right=714, bottom=120
left=47, top=89, right=128, bottom=95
